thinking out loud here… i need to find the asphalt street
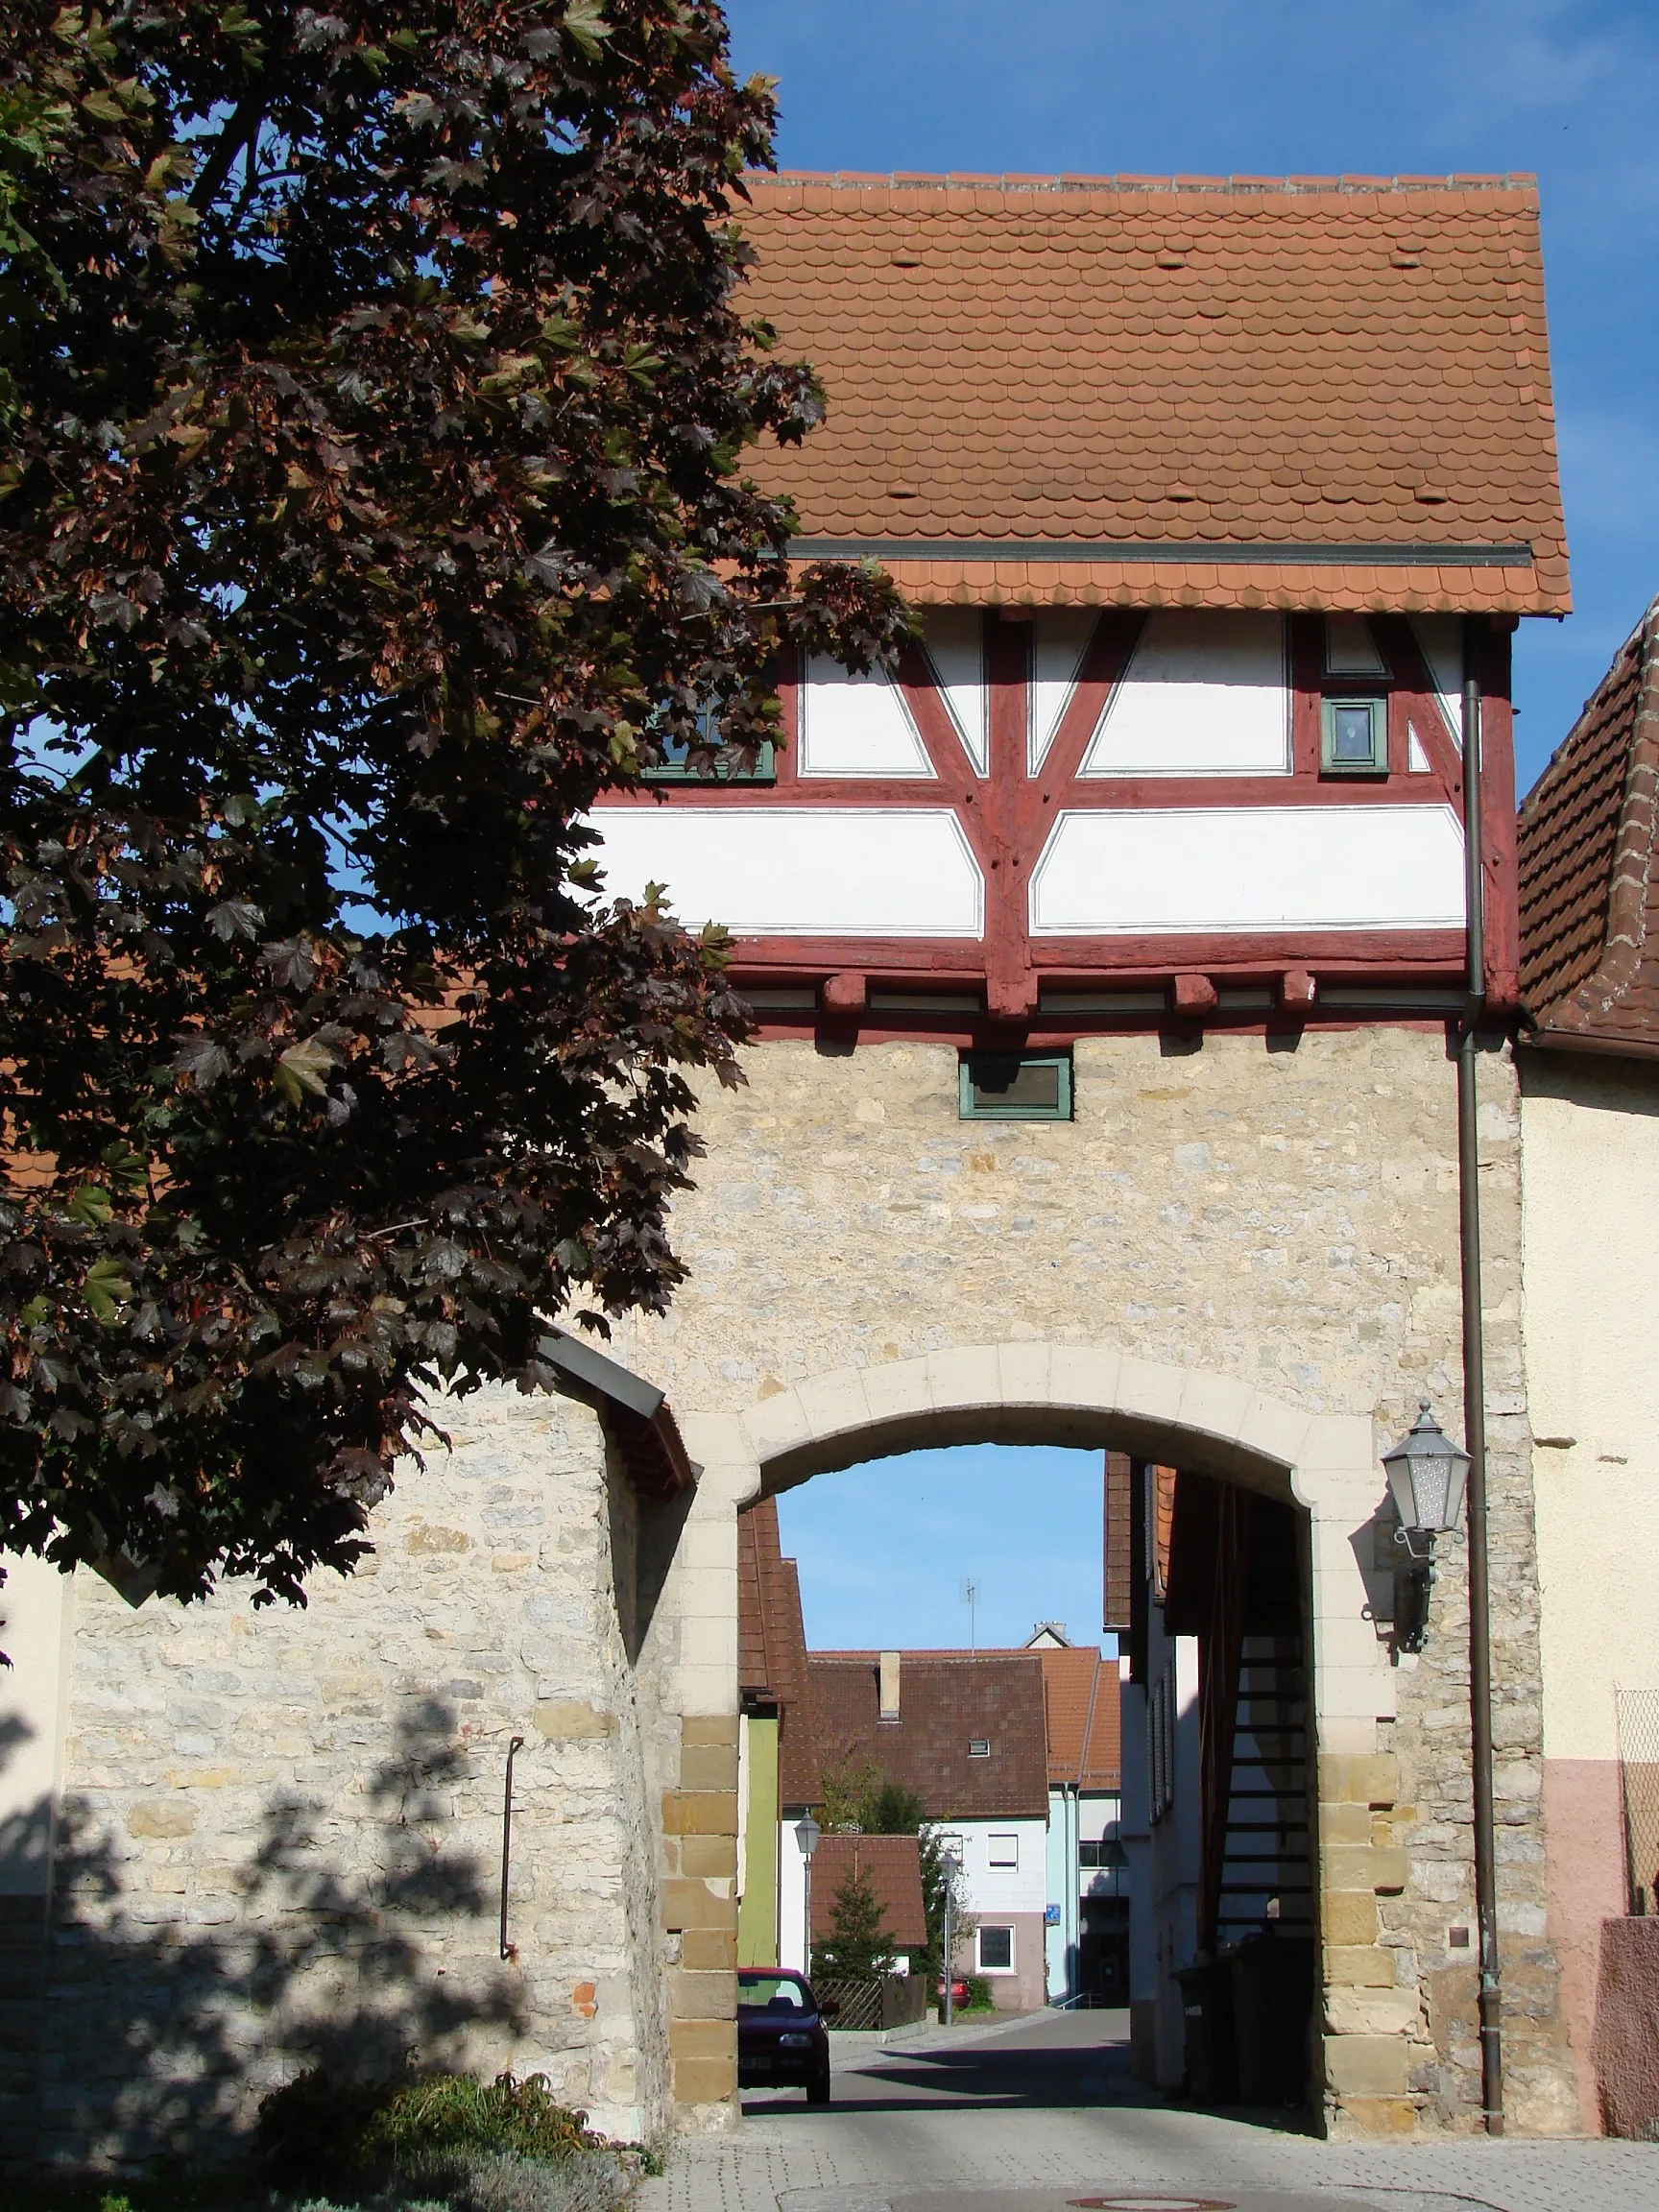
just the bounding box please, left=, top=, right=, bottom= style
left=638, top=2007, right=1659, bottom=2212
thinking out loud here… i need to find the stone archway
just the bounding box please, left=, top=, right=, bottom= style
left=638, top=1343, right=1407, bottom=2134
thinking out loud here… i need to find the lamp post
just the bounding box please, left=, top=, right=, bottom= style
left=1382, top=1400, right=1472, bottom=1653
left=795, top=1812, right=821, bottom=1981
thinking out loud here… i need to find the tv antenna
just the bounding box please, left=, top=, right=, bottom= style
left=959, top=1575, right=979, bottom=1653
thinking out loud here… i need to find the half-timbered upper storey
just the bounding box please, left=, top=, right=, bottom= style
left=592, top=173, right=1569, bottom=1035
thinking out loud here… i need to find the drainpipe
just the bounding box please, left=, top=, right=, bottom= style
left=1458, top=620, right=1503, bottom=2134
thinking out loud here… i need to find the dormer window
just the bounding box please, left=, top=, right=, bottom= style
left=1321, top=695, right=1387, bottom=777
left=968, top=1738, right=991, bottom=1758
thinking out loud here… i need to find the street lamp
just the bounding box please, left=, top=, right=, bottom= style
left=795, top=1813, right=821, bottom=1980
left=1382, top=1399, right=1472, bottom=1652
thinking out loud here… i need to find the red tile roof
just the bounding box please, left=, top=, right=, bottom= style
left=1519, top=593, right=1659, bottom=1055
left=737, top=1498, right=822, bottom=1804
left=1037, top=1646, right=1121, bottom=1791
left=807, top=1651, right=1049, bottom=1820
left=809, top=1832, right=928, bottom=1950
left=738, top=173, right=1569, bottom=614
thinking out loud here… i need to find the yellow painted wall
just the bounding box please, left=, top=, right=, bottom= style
left=1520, top=1052, right=1659, bottom=1765
left=736, top=1715, right=780, bottom=1966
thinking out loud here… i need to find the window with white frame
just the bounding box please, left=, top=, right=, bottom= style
left=977, top=1925, right=1014, bottom=1973
left=987, top=1833, right=1019, bottom=1868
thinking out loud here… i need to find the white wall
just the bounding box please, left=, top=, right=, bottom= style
left=589, top=805, right=985, bottom=937
left=946, top=1815, right=1048, bottom=1920
left=1082, top=611, right=1289, bottom=777
left=1029, top=804, right=1465, bottom=936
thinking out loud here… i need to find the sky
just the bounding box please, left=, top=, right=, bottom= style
left=726, top=0, right=1659, bottom=800
left=774, top=1443, right=1111, bottom=1654
left=739, top=1, right=1659, bottom=1648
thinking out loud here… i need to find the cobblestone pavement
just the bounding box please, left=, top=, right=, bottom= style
left=636, top=2011, right=1659, bottom=2212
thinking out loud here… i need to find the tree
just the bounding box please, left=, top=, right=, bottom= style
left=0, top=3, right=906, bottom=1606
left=812, top=1862, right=894, bottom=1984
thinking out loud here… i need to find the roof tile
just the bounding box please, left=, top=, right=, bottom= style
left=739, top=171, right=1567, bottom=613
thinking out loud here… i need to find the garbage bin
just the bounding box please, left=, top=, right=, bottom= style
left=1229, top=1934, right=1314, bottom=2104
left=1172, top=1959, right=1237, bottom=2102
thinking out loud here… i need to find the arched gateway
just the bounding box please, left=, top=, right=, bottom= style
left=2, top=167, right=1582, bottom=2163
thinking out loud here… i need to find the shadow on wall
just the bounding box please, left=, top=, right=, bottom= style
left=8, top=1695, right=528, bottom=2171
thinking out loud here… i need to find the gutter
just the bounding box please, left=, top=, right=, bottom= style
left=1458, top=622, right=1504, bottom=2135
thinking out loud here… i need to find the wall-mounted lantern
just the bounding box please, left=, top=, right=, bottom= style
left=1382, top=1399, right=1471, bottom=1651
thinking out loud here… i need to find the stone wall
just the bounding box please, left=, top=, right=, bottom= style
left=33, top=1392, right=670, bottom=2167
left=621, top=1026, right=1576, bottom=2135
left=31, top=1021, right=1581, bottom=2149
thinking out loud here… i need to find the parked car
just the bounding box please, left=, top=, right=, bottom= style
left=936, top=1974, right=969, bottom=2008
left=735, top=1967, right=834, bottom=2103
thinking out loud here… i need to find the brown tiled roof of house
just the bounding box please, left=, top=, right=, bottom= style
left=1038, top=1647, right=1121, bottom=1791
left=809, top=1832, right=928, bottom=1951
left=806, top=1650, right=1048, bottom=1819
left=738, top=172, right=1568, bottom=614
left=737, top=1498, right=822, bottom=1804
left=1519, top=594, right=1659, bottom=1056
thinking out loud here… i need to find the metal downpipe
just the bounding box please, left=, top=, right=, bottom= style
left=1459, top=620, right=1503, bottom=2133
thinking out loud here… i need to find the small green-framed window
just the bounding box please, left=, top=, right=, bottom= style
left=1321, top=696, right=1387, bottom=776
left=959, top=1051, right=1072, bottom=1122
left=643, top=709, right=777, bottom=784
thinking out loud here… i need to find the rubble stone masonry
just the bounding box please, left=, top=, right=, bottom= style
left=24, top=1024, right=1577, bottom=2155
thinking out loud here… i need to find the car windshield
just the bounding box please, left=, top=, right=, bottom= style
left=737, top=1973, right=808, bottom=2011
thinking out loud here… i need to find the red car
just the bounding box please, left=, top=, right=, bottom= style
left=736, top=1967, right=833, bottom=2102
left=936, top=1974, right=969, bottom=2008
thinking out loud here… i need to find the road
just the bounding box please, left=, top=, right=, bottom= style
left=638, top=2007, right=1659, bottom=2212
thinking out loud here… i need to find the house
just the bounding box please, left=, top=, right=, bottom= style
left=1516, top=591, right=1659, bottom=2134
left=1033, top=1638, right=1126, bottom=2005
left=799, top=1647, right=1050, bottom=2009
left=2, top=167, right=1595, bottom=2149
left=735, top=1497, right=820, bottom=1968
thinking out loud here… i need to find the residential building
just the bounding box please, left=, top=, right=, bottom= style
left=1033, top=1636, right=1126, bottom=2005
left=1516, top=591, right=1659, bottom=2134
left=735, top=1497, right=819, bottom=1968
left=800, top=1647, right=1050, bottom=2009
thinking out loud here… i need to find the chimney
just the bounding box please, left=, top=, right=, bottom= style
left=878, top=1649, right=902, bottom=1720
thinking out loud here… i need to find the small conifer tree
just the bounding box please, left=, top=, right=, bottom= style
left=812, top=1863, right=895, bottom=1983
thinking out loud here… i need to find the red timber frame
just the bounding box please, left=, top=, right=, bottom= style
left=591, top=610, right=1520, bottom=1045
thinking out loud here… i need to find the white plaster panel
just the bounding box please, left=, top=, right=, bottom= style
left=1028, top=804, right=1466, bottom=936
left=800, top=654, right=934, bottom=778
left=920, top=609, right=988, bottom=775
left=1081, top=611, right=1290, bottom=776
left=1410, top=613, right=1464, bottom=751
left=1407, top=721, right=1432, bottom=773
left=589, top=806, right=984, bottom=938
left=1325, top=613, right=1389, bottom=678
left=1030, top=610, right=1097, bottom=773
left=0, top=1554, right=74, bottom=1895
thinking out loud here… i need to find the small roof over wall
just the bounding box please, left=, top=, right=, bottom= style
left=737, top=1497, right=822, bottom=1806
left=738, top=172, right=1569, bottom=614
left=809, top=1832, right=928, bottom=1951
left=1519, top=593, right=1659, bottom=1056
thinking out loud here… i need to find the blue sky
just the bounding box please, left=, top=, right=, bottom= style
left=727, top=0, right=1659, bottom=799
left=737, top=2, right=1659, bottom=1648
left=774, top=1444, right=1111, bottom=1653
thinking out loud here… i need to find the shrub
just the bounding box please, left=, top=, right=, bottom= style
left=257, top=2070, right=606, bottom=2193
left=964, top=1976, right=995, bottom=2012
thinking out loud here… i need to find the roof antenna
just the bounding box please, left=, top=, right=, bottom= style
left=959, top=1575, right=979, bottom=1653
